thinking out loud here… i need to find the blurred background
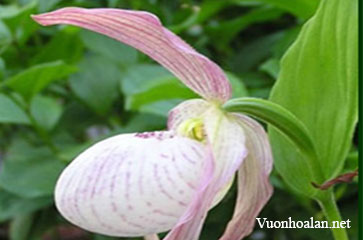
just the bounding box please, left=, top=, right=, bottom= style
left=0, top=0, right=358, bottom=239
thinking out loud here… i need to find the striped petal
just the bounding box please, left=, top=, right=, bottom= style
left=54, top=131, right=212, bottom=237
left=220, top=114, right=273, bottom=240
left=32, top=7, right=231, bottom=102
left=165, top=106, right=247, bottom=240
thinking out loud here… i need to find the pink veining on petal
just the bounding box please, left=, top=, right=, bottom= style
left=31, top=7, right=231, bottom=102
left=54, top=131, right=209, bottom=237
left=164, top=108, right=248, bottom=240
left=220, top=114, right=273, bottom=240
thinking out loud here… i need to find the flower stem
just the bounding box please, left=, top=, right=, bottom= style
left=317, top=191, right=349, bottom=240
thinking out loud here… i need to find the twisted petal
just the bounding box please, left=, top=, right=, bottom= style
left=166, top=106, right=247, bottom=240
left=54, top=131, right=213, bottom=237
left=220, top=114, right=273, bottom=240
left=32, top=7, right=231, bottom=102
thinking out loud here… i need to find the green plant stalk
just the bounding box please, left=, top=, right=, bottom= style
left=317, top=191, right=349, bottom=240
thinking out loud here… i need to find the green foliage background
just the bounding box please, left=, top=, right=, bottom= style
left=0, top=0, right=358, bottom=240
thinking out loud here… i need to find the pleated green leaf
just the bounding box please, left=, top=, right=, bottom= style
left=268, top=0, right=358, bottom=197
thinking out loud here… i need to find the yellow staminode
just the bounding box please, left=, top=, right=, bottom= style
left=177, top=118, right=205, bottom=141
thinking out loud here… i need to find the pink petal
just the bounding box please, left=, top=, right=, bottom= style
left=220, top=114, right=273, bottom=240
left=32, top=7, right=231, bottom=102
left=165, top=107, right=248, bottom=240
left=54, top=131, right=210, bottom=237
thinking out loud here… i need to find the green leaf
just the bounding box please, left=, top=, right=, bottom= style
left=196, top=0, right=229, bottom=24
left=30, top=95, right=63, bottom=131
left=114, top=113, right=166, bottom=133
left=0, top=20, right=11, bottom=54
left=271, top=27, right=301, bottom=59
left=226, top=72, right=249, bottom=98
left=5, top=61, right=77, bottom=100
left=268, top=0, right=358, bottom=196
left=229, top=32, right=283, bottom=73
left=122, top=65, right=248, bottom=116
left=0, top=5, right=20, bottom=18
left=38, top=0, right=62, bottom=12
left=9, top=214, right=34, bottom=240
left=31, top=27, right=84, bottom=64
left=27, top=208, right=60, bottom=240
left=0, top=93, right=30, bottom=124
left=0, top=57, right=4, bottom=80
left=344, top=150, right=358, bottom=172
left=223, top=97, right=319, bottom=172
left=232, top=0, right=320, bottom=19
left=126, top=79, right=196, bottom=110
left=259, top=58, right=279, bottom=79
left=208, top=6, right=284, bottom=47
left=81, top=29, right=137, bottom=65
left=138, top=99, right=186, bottom=117
left=1, top=2, right=38, bottom=45
left=121, top=64, right=198, bottom=112
left=69, top=55, right=121, bottom=115
left=0, top=140, right=66, bottom=198
left=0, top=189, right=52, bottom=222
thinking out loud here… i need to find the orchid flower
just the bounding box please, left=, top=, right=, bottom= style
left=32, top=7, right=273, bottom=240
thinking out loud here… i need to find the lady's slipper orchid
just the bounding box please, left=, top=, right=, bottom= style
left=32, top=7, right=273, bottom=240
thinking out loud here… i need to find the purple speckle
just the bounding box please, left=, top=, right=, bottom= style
left=134, top=131, right=174, bottom=140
